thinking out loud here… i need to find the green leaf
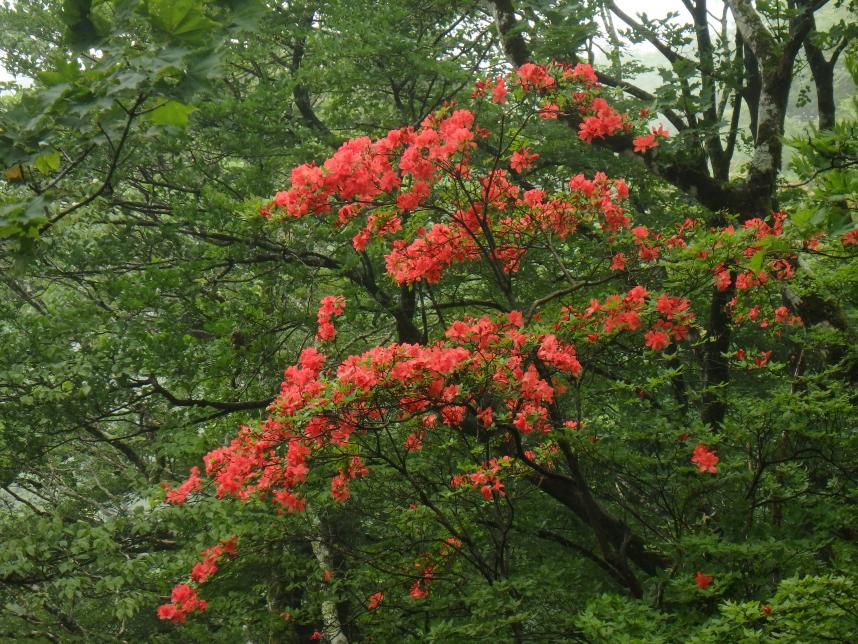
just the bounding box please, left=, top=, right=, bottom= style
left=146, top=0, right=216, bottom=44
left=37, top=60, right=82, bottom=87
left=0, top=196, right=49, bottom=240
left=62, top=0, right=100, bottom=48
left=60, top=0, right=92, bottom=27
left=33, top=150, right=62, bottom=175
left=221, top=0, right=266, bottom=33
left=147, top=100, right=194, bottom=127
left=748, top=246, right=767, bottom=273
left=672, top=58, right=696, bottom=80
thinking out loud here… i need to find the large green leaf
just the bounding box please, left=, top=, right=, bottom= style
left=145, top=0, right=216, bottom=44
left=32, top=149, right=62, bottom=174
left=147, top=99, right=195, bottom=126
left=61, top=0, right=100, bottom=48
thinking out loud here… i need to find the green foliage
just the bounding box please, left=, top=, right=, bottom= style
left=0, top=0, right=264, bottom=247
left=0, top=0, right=856, bottom=641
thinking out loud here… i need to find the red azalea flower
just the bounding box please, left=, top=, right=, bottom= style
left=367, top=592, right=384, bottom=610
left=695, top=571, right=713, bottom=590
left=692, top=444, right=719, bottom=474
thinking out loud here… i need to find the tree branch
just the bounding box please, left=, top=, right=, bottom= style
left=40, top=94, right=147, bottom=234
left=141, top=377, right=270, bottom=412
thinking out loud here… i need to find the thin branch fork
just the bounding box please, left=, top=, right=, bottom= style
left=40, top=94, right=148, bottom=234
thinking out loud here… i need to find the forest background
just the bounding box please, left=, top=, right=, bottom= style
left=0, top=0, right=857, bottom=641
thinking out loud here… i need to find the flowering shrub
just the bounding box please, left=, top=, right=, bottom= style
left=157, top=62, right=856, bottom=634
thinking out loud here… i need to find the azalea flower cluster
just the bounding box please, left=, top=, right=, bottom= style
left=626, top=211, right=812, bottom=364
left=331, top=455, right=369, bottom=502
left=691, top=444, right=719, bottom=474
left=451, top=456, right=510, bottom=501
left=599, top=208, right=811, bottom=363
left=263, top=63, right=650, bottom=289
left=377, top=165, right=633, bottom=285
left=316, top=294, right=346, bottom=341
left=156, top=584, right=207, bottom=624
left=560, top=286, right=695, bottom=352
left=409, top=564, right=434, bottom=600
left=156, top=60, right=855, bottom=626
left=191, top=537, right=238, bottom=583
left=701, top=212, right=796, bottom=293
left=385, top=221, right=479, bottom=284
left=496, top=61, right=669, bottom=150
left=470, top=75, right=508, bottom=103
left=408, top=537, right=463, bottom=600
left=633, top=125, right=671, bottom=153
left=267, top=108, right=477, bottom=222
left=164, top=290, right=702, bottom=537
left=165, top=465, right=202, bottom=504
left=156, top=537, right=238, bottom=623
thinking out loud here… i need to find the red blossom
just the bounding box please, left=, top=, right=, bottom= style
left=644, top=329, right=670, bottom=351
left=695, top=571, right=713, bottom=590
left=568, top=62, right=599, bottom=85
left=633, top=134, right=658, bottom=153
left=157, top=584, right=208, bottom=623
left=410, top=582, right=429, bottom=599
left=538, top=101, right=561, bottom=119
left=191, top=558, right=217, bottom=584
left=165, top=466, right=202, bottom=504
left=510, top=147, right=539, bottom=172
left=714, top=268, right=732, bottom=291
left=385, top=223, right=478, bottom=285
left=691, top=444, right=719, bottom=474
left=754, top=351, right=772, bottom=368
left=537, top=334, right=583, bottom=377
left=453, top=457, right=509, bottom=500
left=516, top=63, right=556, bottom=91
left=635, top=124, right=670, bottom=152
left=187, top=537, right=238, bottom=585
left=331, top=472, right=350, bottom=502
left=491, top=77, right=508, bottom=104
left=610, top=252, right=627, bottom=271
left=404, top=431, right=425, bottom=451
left=317, top=295, right=346, bottom=341
left=578, top=98, right=629, bottom=142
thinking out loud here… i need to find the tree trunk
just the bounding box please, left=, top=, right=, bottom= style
left=804, top=33, right=836, bottom=130
left=309, top=512, right=349, bottom=644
